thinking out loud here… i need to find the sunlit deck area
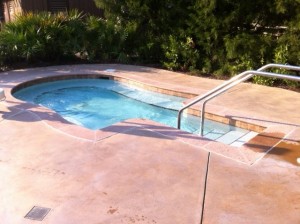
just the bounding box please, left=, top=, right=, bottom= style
left=0, top=64, right=299, bottom=223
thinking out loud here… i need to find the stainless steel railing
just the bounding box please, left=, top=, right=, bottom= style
left=177, top=64, right=300, bottom=135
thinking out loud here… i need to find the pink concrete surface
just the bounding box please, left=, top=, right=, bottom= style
left=204, top=144, right=300, bottom=224
left=0, top=64, right=299, bottom=223
left=0, top=112, right=208, bottom=224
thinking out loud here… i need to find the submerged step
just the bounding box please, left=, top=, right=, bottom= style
left=203, top=129, right=258, bottom=146
left=110, top=85, right=183, bottom=110
left=204, top=129, right=228, bottom=140
left=215, top=130, right=248, bottom=145
left=230, top=131, right=259, bottom=147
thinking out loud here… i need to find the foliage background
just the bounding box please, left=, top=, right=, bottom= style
left=0, top=0, right=299, bottom=89
left=94, top=0, right=300, bottom=88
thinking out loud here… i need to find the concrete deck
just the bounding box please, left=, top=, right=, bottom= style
left=0, top=64, right=299, bottom=223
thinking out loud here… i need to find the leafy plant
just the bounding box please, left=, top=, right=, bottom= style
left=162, top=35, right=199, bottom=71
left=84, top=16, right=128, bottom=61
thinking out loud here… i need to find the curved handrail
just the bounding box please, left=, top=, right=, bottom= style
left=199, top=70, right=300, bottom=135
left=258, top=63, right=300, bottom=72
left=177, top=64, right=300, bottom=135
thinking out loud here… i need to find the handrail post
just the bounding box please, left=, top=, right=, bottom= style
left=200, top=101, right=206, bottom=136
left=199, top=73, right=254, bottom=136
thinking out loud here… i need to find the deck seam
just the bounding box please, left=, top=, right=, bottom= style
left=200, top=152, right=211, bottom=224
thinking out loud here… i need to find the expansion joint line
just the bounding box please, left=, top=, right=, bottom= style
left=200, top=152, right=211, bottom=224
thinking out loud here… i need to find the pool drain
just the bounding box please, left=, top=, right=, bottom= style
left=24, top=206, right=51, bottom=221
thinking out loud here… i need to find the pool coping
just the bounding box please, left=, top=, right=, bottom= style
left=4, top=70, right=299, bottom=166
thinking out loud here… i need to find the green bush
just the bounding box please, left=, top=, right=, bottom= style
left=0, top=10, right=129, bottom=65
left=84, top=16, right=128, bottom=62
left=0, top=11, right=84, bottom=63
left=162, top=35, right=199, bottom=71
left=0, top=12, right=47, bottom=62
left=59, top=10, right=86, bottom=58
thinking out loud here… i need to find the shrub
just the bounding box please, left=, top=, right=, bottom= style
left=58, top=10, right=86, bottom=58
left=0, top=11, right=129, bottom=65
left=161, top=35, right=199, bottom=71
left=84, top=16, right=128, bottom=62
left=0, top=10, right=87, bottom=63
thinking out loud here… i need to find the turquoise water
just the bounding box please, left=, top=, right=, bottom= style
left=14, top=79, right=249, bottom=139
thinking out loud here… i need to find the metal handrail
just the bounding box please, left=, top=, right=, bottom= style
left=177, top=63, right=293, bottom=129
left=177, top=64, right=300, bottom=135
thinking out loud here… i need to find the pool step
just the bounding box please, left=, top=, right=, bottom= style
left=204, top=129, right=258, bottom=147
left=215, top=130, right=248, bottom=145
left=110, top=85, right=183, bottom=110
left=112, top=85, right=259, bottom=147
left=204, top=129, right=227, bottom=140
left=230, top=131, right=258, bottom=147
